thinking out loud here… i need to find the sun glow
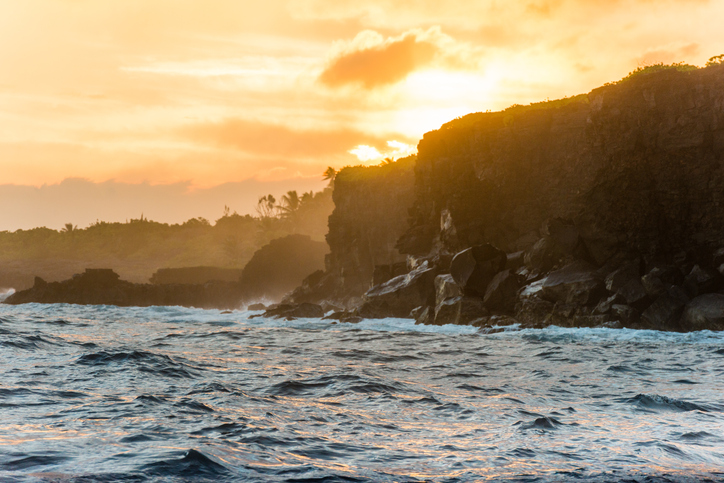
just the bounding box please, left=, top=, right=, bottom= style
left=349, top=140, right=416, bottom=163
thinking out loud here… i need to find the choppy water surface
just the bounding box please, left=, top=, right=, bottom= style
left=1, top=304, right=723, bottom=482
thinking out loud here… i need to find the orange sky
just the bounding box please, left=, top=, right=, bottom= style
left=1, top=0, right=723, bottom=229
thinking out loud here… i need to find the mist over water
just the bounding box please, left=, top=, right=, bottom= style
left=1, top=303, right=723, bottom=482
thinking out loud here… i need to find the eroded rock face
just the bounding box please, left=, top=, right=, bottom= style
left=358, top=264, right=437, bottom=319
left=432, top=296, right=487, bottom=325
left=482, top=270, right=521, bottom=313
left=434, top=274, right=462, bottom=306
left=541, top=262, right=605, bottom=306
left=400, top=66, right=724, bottom=268
left=681, top=294, right=724, bottom=331
left=449, top=244, right=506, bottom=296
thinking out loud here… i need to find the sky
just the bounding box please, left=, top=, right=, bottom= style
left=1, top=0, right=722, bottom=230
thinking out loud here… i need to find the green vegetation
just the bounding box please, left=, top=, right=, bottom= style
left=0, top=173, right=335, bottom=289
left=442, top=58, right=724, bottom=133
left=616, top=62, right=699, bottom=84
left=707, top=54, right=724, bottom=67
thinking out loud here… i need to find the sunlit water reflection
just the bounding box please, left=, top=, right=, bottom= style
left=1, top=303, right=723, bottom=482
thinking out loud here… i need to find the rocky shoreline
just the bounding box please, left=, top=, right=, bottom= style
left=3, top=268, right=244, bottom=310
left=6, top=65, right=724, bottom=333
left=274, top=65, right=724, bottom=332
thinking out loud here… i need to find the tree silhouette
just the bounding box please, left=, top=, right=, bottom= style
left=280, top=190, right=301, bottom=214
left=255, top=194, right=279, bottom=219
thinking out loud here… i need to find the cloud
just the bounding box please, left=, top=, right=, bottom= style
left=320, top=31, right=437, bottom=88
left=635, top=43, right=701, bottom=66
left=179, top=118, right=411, bottom=157
left=318, top=28, right=475, bottom=88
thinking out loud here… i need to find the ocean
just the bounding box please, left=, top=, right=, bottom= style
left=1, top=302, right=723, bottom=482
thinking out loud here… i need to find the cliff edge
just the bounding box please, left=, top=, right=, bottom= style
left=283, top=64, right=724, bottom=331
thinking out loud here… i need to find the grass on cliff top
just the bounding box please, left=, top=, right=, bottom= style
left=335, top=154, right=417, bottom=183
left=612, top=62, right=699, bottom=85
left=442, top=57, right=723, bottom=132
left=441, top=93, right=589, bottom=131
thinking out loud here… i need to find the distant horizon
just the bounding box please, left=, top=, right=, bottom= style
left=0, top=175, right=328, bottom=232
left=2, top=0, right=723, bottom=229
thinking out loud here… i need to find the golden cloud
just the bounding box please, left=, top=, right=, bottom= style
left=319, top=27, right=477, bottom=88
left=179, top=118, right=411, bottom=157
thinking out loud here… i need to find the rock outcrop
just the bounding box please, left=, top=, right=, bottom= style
left=282, top=156, right=417, bottom=307
left=285, top=64, right=724, bottom=332
left=240, top=234, right=328, bottom=302
left=4, top=269, right=244, bottom=309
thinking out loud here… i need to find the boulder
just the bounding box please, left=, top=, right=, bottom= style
left=541, top=262, right=605, bottom=306
left=681, top=294, right=724, bottom=331
left=514, top=278, right=554, bottom=327
left=483, top=270, right=521, bottom=313
left=257, top=303, right=324, bottom=319
left=604, top=260, right=641, bottom=293
left=450, top=244, right=506, bottom=296
left=593, top=293, right=624, bottom=315
left=414, top=306, right=433, bottom=325
left=358, top=264, right=436, bottom=318
left=515, top=297, right=554, bottom=327
left=611, top=304, right=638, bottom=324
left=285, top=303, right=325, bottom=318
left=434, top=274, right=462, bottom=306
left=524, top=237, right=565, bottom=273
left=616, top=280, right=649, bottom=309
left=683, top=265, right=724, bottom=297
left=641, top=293, right=686, bottom=330
left=372, top=262, right=408, bottom=286
left=506, top=251, right=525, bottom=271
left=247, top=303, right=266, bottom=311
left=432, top=296, right=488, bottom=326
left=641, top=272, right=667, bottom=297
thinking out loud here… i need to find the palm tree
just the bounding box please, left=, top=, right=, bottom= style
left=323, top=167, right=337, bottom=182
left=255, top=194, right=279, bottom=219
left=280, top=190, right=301, bottom=214
left=61, top=223, right=76, bottom=233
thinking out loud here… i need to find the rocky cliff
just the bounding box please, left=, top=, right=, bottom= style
left=403, top=65, right=724, bottom=264
left=283, top=156, right=416, bottom=306
left=281, top=64, right=724, bottom=331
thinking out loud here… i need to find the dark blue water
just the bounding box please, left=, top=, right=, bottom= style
left=1, top=303, right=723, bottom=482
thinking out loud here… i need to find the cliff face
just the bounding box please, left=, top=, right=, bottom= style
left=324, top=156, right=417, bottom=300
left=402, top=66, right=724, bottom=265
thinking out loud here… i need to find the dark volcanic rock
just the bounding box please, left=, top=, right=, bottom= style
left=4, top=269, right=244, bottom=309
left=432, top=296, right=487, bottom=326
left=449, top=244, right=506, bottom=296
left=400, top=66, right=724, bottom=281
left=240, top=234, right=328, bottom=302
left=604, top=260, right=641, bottom=293
left=541, top=262, right=605, bottom=306
left=641, top=293, right=687, bottom=330
left=681, top=294, right=724, bottom=331
left=358, top=264, right=437, bottom=319
left=482, top=270, right=521, bottom=313
left=254, top=303, right=324, bottom=319
left=683, top=265, right=724, bottom=298
left=434, top=274, right=462, bottom=306
left=524, top=237, right=565, bottom=273
left=611, top=304, right=638, bottom=324
left=372, top=262, right=409, bottom=286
